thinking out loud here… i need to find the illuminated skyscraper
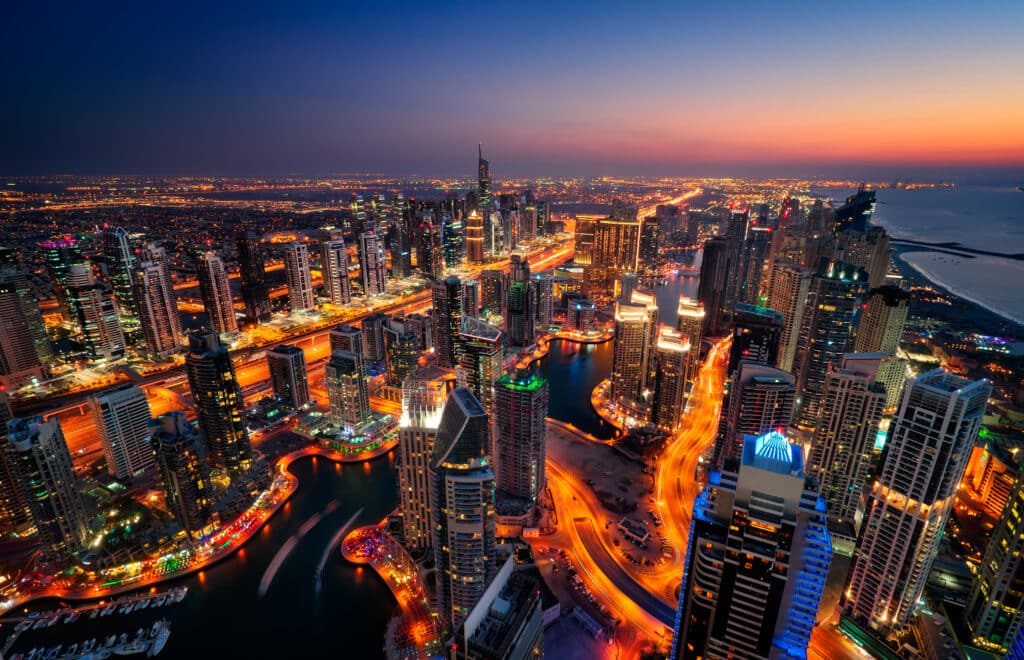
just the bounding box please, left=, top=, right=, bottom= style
left=150, top=411, right=213, bottom=540
left=41, top=237, right=84, bottom=321
left=325, top=350, right=371, bottom=431
left=430, top=388, right=497, bottom=629
left=66, top=265, right=125, bottom=362
left=101, top=226, right=140, bottom=326
left=383, top=317, right=421, bottom=388
left=235, top=229, right=272, bottom=324
left=670, top=430, right=831, bottom=660
left=359, top=229, right=388, bottom=296
left=611, top=301, right=653, bottom=403
left=836, top=226, right=890, bottom=289
left=431, top=276, right=463, bottom=369
left=565, top=296, right=596, bottom=333
left=841, top=369, right=990, bottom=638
left=283, top=242, right=315, bottom=312
left=194, top=250, right=238, bottom=336
left=832, top=186, right=876, bottom=234
left=90, top=384, right=154, bottom=480
left=478, top=145, right=492, bottom=235
left=530, top=272, right=554, bottom=329
left=6, top=416, right=90, bottom=563
left=573, top=215, right=598, bottom=266
left=185, top=329, right=253, bottom=479
left=329, top=323, right=364, bottom=357
left=133, top=259, right=184, bottom=359
left=0, top=392, right=31, bottom=533
left=765, top=258, right=813, bottom=373
left=728, top=303, right=783, bottom=375
left=362, top=312, right=388, bottom=362
left=465, top=210, right=485, bottom=264
left=494, top=368, right=549, bottom=508
left=478, top=270, right=505, bottom=317
left=267, top=344, right=310, bottom=410
left=442, top=212, right=464, bottom=268
left=590, top=213, right=640, bottom=296
left=676, top=297, right=705, bottom=395
left=461, top=279, right=479, bottom=319
left=456, top=316, right=503, bottom=417
left=638, top=217, right=660, bottom=273
left=652, top=327, right=689, bottom=433
left=854, top=285, right=909, bottom=355
left=0, top=264, right=52, bottom=388
left=697, top=236, right=730, bottom=337
left=714, top=360, right=796, bottom=467
left=320, top=239, right=352, bottom=306
left=397, top=369, right=448, bottom=554
left=505, top=280, right=534, bottom=348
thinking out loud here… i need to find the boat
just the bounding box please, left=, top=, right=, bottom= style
left=146, top=621, right=170, bottom=657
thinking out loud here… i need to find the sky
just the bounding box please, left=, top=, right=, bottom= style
left=3, top=1, right=1024, bottom=179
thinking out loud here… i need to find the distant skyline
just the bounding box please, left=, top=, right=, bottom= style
left=4, top=1, right=1023, bottom=179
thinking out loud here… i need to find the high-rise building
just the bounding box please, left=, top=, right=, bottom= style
left=465, top=210, right=485, bottom=264
left=430, top=388, right=497, bottom=629
left=320, top=239, right=352, bottom=306
left=442, top=212, right=464, bottom=268
left=565, top=296, right=596, bottom=333
left=329, top=323, right=364, bottom=357
left=505, top=280, right=535, bottom=348
left=765, top=258, right=813, bottom=373
left=133, top=259, right=184, bottom=359
left=652, top=327, right=689, bottom=433
left=185, top=329, right=253, bottom=478
left=638, top=217, right=660, bottom=273
left=101, top=226, right=140, bottom=325
left=854, top=285, right=909, bottom=355
left=478, top=145, right=492, bottom=234
left=793, top=260, right=869, bottom=429
left=832, top=186, right=876, bottom=234
left=6, top=417, right=90, bottom=562
left=530, top=272, right=554, bottom=330
left=383, top=317, right=421, bottom=388
left=0, top=265, right=51, bottom=389
left=461, top=279, right=479, bottom=318
left=807, top=355, right=886, bottom=532
left=150, top=411, right=213, bottom=539
left=841, top=369, right=990, bottom=638
left=90, top=384, right=154, bottom=480
left=388, top=198, right=413, bottom=279
left=362, top=312, right=388, bottom=362
left=494, top=368, right=549, bottom=508
left=66, top=265, right=125, bottom=362
left=283, top=242, right=315, bottom=312
left=620, top=272, right=639, bottom=303
left=0, top=392, right=30, bottom=533
left=590, top=214, right=641, bottom=296
left=235, top=230, right=272, bottom=324
left=697, top=237, right=730, bottom=337
left=630, top=289, right=660, bottom=387
left=325, top=350, right=371, bottom=431
left=611, top=301, right=653, bottom=403
left=454, top=557, right=545, bottom=660
left=267, top=344, right=311, bottom=410
left=573, top=215, right=598, bottom=266
left=728, top=303, right=783, bottom=375
left=676, top=297, right=705, bottom=395
left=670, top=430, right=831, bottom=660
left=837, top=226, right=890, bottom=289
left=456, top=316, right=503, bottom=417
left=431, top=276, right=463, bottom=368
left=397, top=369, right=448, bottom=554
left=714, top=360, right=796, bottom=467
left=478, top=270, right=505, bottom=317
left=194, top=250, right=238, bottom=336
left=359, top=230, right=388, bottom=296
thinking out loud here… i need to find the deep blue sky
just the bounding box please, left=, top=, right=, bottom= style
left=3, top=1, right=1023, bottom=179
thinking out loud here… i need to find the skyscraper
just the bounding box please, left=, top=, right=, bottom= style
left=573, top=215, right=598, bottom=266
left=494, top=368, right=549, bottom=508
left=283, top=242, right=315, bottom=312
left=320, top=239, right=352, bottom=306
left=652, top=327, right=689, bottom=433
left=267, top=344, right=311, bottom=410
left=235, top=229, right=272, bottom=324
left=66, top=265, right=125, bottom=362
left=442, top=212, right=464, bottom=268
left=359, top=230, right=388, bottom=295
left=638, top=217, right=660, bottom=273
left=832, top=186, right=876, bottom=234
left=836, top=226, right=890, bottom=289
left=807, top=355, right=886, bottom=533
left=478, top=145, right=491, bottom=233
left=185, top=329, right=253, bottom=478
left=430, top=388, right=497, bottom=629
left=841, top=369, right=990, bottom=638
left=465, top=210, right=485, bottom=264
left=41, top=237, right=84, bottom=322
left=90, top=384, right=154, bottom=480
left=765, top=258, right=813, bottom=373
left=456, top=316, right=503, bottom=417
left=329, top=323, right=364, bottom=357
left=530, top=272, right=554, bottom=330
left=431, top=276, right=463, bottom=369
left=697, top=237, right=730, bottom=337
left=325, top=350, right=371, bottom=431
left=611, top=301, right=653, bottom=403
left=854, top=285, right=910, bottom=355
left=461, top=279, right=479, bottom=319
left=505, top=280, right=535, bottom=348
left=670, top=430, right=831, bottom=660
left=150, top=411, right=213, bottom=540
left=0, top=392, right=30, bottom=533
left=565, top=296, right=596, bottom=333
left=728, top=303, right=783, bottom=375
left=0, top=265, right=51, bottom=388
left=6, top=417, right=91, bottom=563
left=714, top=360, right=796, bottom=467
left=194, top=250, right=238, bottom=336
left=478, top=269, right=505, bottom=317
left=383, top=317, right=421, bottom=388
left=590, top=214, right=641, bottom=296
left=133, top=259, right=184, bottom=359
left=397, top=369, right=448, bottom=554
left=362, top=312, right=388, bottom=362
left=676, top=297, right=705, bottom=396
left=101, top=226, right=140, bottom=325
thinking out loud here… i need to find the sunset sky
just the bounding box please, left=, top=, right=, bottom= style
left=5, top=0, right=1023, bottom=178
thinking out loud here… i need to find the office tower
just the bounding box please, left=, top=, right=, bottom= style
left=832, top=186, right=876, bottom=233
left=478, top=145, right=491, bottom=229
left=565, top=297, right=596, bottom=332
left=455, top=557, right=544, bottom=660
left=638, top=217, right=660, bottom=272
left=267, top=344, right=310, bottom=410
left=530, top=272, right=554, bottom=329
left=652, top=327, right=689, bottom=433
left=697, top=236, right=730, bottom=337
left=714, top=360, right=796, bottom=466
left=494, top=368, right=549, bottom=508
left=842, top=370, right=990, bottom=637
left=329, top=323, right=364, bottom=357
left=765, top=258, right=813, bottom=373
left=855, top=285, right=909, bottom=354
left=794, top=260, right=869, bottom=429
left=66, top=265, right=125, bottom=361
left=0, top=392, right=31, bottom=533
left=235, top=229, right=272, bottom=324
left=383, top=317, right=421, bottom=388
left=676, top=297, right=705, bottom=395
left=807, top=356, right=886, bottom=531
left=90, top=384, right=154, bottom=480
left=431, top=276, right=463, bottom=369
left=519, top=203, right=538, bottom=243
left=837, top=226, right=890, bottom=288
left=505, top=280, right=535, bottom=348
left=194, top=250, right=237, bottom=336
left=591, top=214, right=641, bottom=296
left=416, top=209, right=445, bottom=278
left=430, top=388, right=497, bottom=629
left=573, top=215, right=598, bottom=266
left=325, top=350, right=371, bottom=431
left=620, top=272, right=640, bottom=302
left=283, top=242, right=315, bottom=312
left=461, top=279, right=479, bottom=318
left=359, top=230, right=388, bottom=295
left=728, top=303, right=783, bottom=375
left=741, top=224, right=774, bottom=305
left=362, top=312, right=388, bottom=362
left=670, top=430, right=831, bottom=660
left=611, top=301, right=653, bottom=403
left=6, top=417, right=90, bottom=562
left=0, top=264, right=52, bottom=385
left=465, top=210, right=485, bottom=264
left=456, top=316, right=503, bottom=416
left=101, top=226, right=140, bottom=322
left=150, top=411, right=213, bottom=539
left=388, top=198, right=413, bottom=278
left=442, top=213, right=464, bottom=268
left=404, top=313, right=432, bottom=351
left=479, top=270, right=505, bottom=316
left=132, top=259, right=183, bottom=359
left=185, top=329, right=253, bottom=478
left=349, top=193, right=368, bottom=235
left=41, top=237, right=84, bottom=321
left=397, top=370, right=448, bottom=554
left=722, top=211, right=750, bottom=314
left=320, top=239, right=352, bottom=306
left=509, top=253, right=529, bottom=283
